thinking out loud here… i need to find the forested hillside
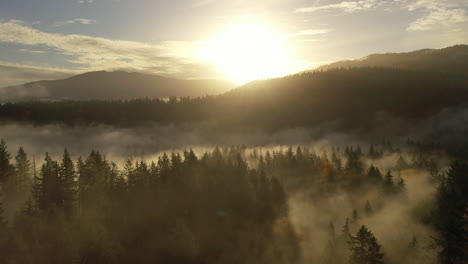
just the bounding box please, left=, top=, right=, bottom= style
left=316, top=45, right=468, bottom=78
left=0, top=68, right=466, bottom=131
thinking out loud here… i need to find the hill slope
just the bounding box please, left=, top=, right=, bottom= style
left=316, top=45, right=468, bottom=77
left=0, top=71, right=237, bottom=101
left=0, top=68, right=467, bottom=130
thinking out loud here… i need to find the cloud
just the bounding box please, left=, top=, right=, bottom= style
left=0, top=61, right=80, bottom=87
left=405, top=0, right=468, bottom=31
left=281, top=29, right=331, bottom=38
left=0, top=20, right=226, bottom=81
left=407, top=8, right=468, bottom=31
left=295, top=0, right=381, bottom=13
left=17, top=48, right=47, bottom=54
left=78, top=0, right=95, bottom=4
left=54, top=18, right=96, bottom=27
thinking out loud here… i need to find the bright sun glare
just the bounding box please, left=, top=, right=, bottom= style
left=206, top=24, right=290, bottom=83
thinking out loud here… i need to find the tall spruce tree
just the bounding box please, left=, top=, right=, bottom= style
left=0, top=139, right=13, bottom=184
left=32, top=153, right=61, bottom=212
left=348, top=225, right=384, bottom=264
left=14, top=147, right=32, bottom=194
left=433, top=162, right=468, bottom=264
left=60, top=149, right=76, bottom=215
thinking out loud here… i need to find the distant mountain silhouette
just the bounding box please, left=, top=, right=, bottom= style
left=316, top=45, right=468, bottom=77
left=0, top=71, right=237, bottom=101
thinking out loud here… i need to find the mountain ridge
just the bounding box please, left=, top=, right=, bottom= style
left=0, top=70, right=237, bottom=102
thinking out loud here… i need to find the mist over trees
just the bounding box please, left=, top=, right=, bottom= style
left=0, top=46, right=466, bottom=264
left=0, top=139, right=465, bottom=264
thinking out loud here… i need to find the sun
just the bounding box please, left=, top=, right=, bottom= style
left=206, top=23, right=290, bottom=83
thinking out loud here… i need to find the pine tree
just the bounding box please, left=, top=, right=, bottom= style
left=348, top=225, right=384, bottom=264
left=397, top=178, right=406, bottom=194
left=14, top=147, right=32, bottom=194
left=352, top=209, right=359, bottom=225
left=346, top=152, right=363, bottom=175
left=332, top=151, right=344, bottom=173
left=0, top=196, right=10, bottom=259
left=383, top=170, right=394, bottom=194
left=0, top=139, right=13, bottom=183
left=59, top=149, right=76, bottom=215
left=342, top=218, right=351, bottom=239
left=367, top=165, right=383, bottom=183
left=32, top=153, right=61, bottom=212
left=365, top=200, right=373, bottom=215
left=433, top=162, right=468, bottom=264
left=270, top=176, right=287, bottom=216
left=396, top=155, right=409, bottom=172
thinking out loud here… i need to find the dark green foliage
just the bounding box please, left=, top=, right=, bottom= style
left=432, top=162, right=468, bottom=264
left=348, top=225, right=384, bottom=264
left=59, top=149, right=76, bottom=215
left=346, top=150, right=364, bottom=176
left=367, top=145, right=383, bottom=160
left=0, top=139, right=13, bottom=183
left=383, top=171, right=395, bottom=194
left=32, top=153, right=62, bottom=212
left=4, top=141, right=298, bottom=264
left=0, top=138, right=461, bottom=264
left=13, top=147, right=32, bottom=194
left=367, top=165, right=382, bottom=183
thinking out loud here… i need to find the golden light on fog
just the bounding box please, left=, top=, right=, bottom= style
left=207, top=23, right=290, bottom=83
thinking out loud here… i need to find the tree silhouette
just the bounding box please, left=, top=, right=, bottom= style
left=348, top=225, right=384, bottom=264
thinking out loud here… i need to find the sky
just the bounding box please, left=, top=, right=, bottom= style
left=0, top=0, right=467, bottom=86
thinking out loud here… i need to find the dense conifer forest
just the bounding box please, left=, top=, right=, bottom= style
left=0, top=138, right=466, bottom=264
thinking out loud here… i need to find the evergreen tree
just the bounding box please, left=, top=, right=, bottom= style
left=0, top=197, right=10, bottom=259
left=348, top=225, right=384, bottom=264
left=383, top=170, right=395, bottom=194
left=365, top=200, right=373, bottom=215
left=433, top=162, right=468, bottom=264
left=270, top=176, right=287, bottom=216
left=395, top=155, right=409, bottom=172
left=343, top=218, right=351, bottom=239
left=32, top=153, right=61, bottom=212
left=367, top=165, right=383, bottom=183
left=0, top=139, right=13, bottom=183
left=346, top=151, right=363, bottom=175
left=13, top=147, right=32, bottom=194
left=397, top=178, right=406, bottom=195
left=352, top=209, right=360, bottom=226
left=332, top=151, right=344, bottom=173
left=59, top=149, right=76, bottom=215
left=158, top=153, right=171, bottom=185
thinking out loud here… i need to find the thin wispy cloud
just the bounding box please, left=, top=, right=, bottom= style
left=53, top=18, right=96, bottom=27
left=17, top=48, right=47, bottom=54
left=405, top=0, right=468, bottom=31
left=407, top=8, right=467, bottom=31
left=295, top=0, right=381, bottom=13
left=281, top=29, right=331, bottom=38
